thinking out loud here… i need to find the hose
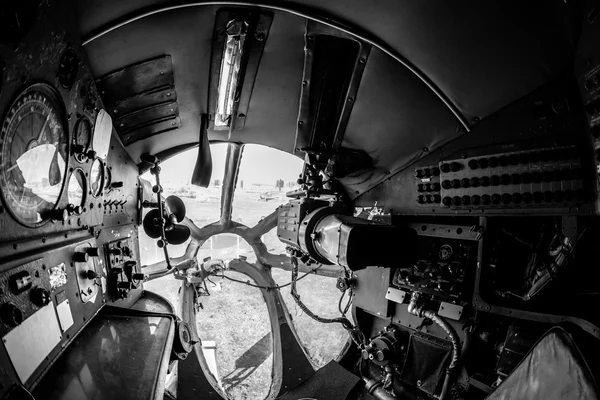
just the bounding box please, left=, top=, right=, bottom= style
left=407, top=292, right=461, bottom=400
left=364, top=378, right=397, bottom=400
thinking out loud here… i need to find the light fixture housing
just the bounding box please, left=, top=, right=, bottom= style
left=214, top=20, right=248, bottom=130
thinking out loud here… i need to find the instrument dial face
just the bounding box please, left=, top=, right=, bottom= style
left=438, top=244, right=454, bottom=261
left=0, top=84, right=69, bottom=226
left=90, top=159, right=104, bottom=197
left=67, top=169, right=86, bottom=208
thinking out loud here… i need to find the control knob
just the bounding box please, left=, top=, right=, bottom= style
left=73, top=251, right=89, bottom=263
left=31, top=287, right=51, bottom=307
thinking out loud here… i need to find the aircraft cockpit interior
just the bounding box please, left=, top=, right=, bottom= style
left=1, top=1, right=600, bottom=399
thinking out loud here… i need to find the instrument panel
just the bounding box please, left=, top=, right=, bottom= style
left=0, top=1, right=144, bottom=397
left=356, top=75, right=596, bottom=216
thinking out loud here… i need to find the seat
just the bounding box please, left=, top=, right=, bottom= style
left=486, top=327, right=599, bottom=400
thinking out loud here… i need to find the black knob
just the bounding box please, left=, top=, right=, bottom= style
left=109, top=248, right=122, bottom=256
left=510, top=173, right=521, bottom=185
left=31, top=287, right=51, bottom=307
left=86, top=247, right=100, bottom=257
left=470, top=177, right=480, bottom=187
left=468, top=160, right=479, bottom=169
left=433, top=194, right=441, bottom=203
left=523, top=192, right=533, bottom=204
left=460, top=178, right=470, bottom=188
left=488, top=157, right=499, bottom=168
left=422, top=168, right=430, bottom=177
left=417, top=195, right=426, bottom=204
left=501, top=193, right=511, bottom=204
left=416, top=169, right=424, bottom=178
left=500, top=174, right=510, bottom=185
left=543, top=191, right=554, bottom=202
left=431, top=183, right=441, bottom=191
left=478, top=158, right=489, bottom=169
left=533, top=192, right=543, bottom=203
left=452, top=179, right=461, bottom=189
left=67, top=204, right=83, bottom=215
left=425, top=195, right=433, bottom=203
left=85, top=270, right=100, bottom=280
left=442, top=197, right=452, bottom=206
left=132, top=273, right=146, bottom=281
left=480, top=176, right=490, bottom=187
left=432, top=167, right=440, bottom=176
left=461, top=195, right=471, bottom=205
left=117, top=282, right=132, bottom=290
left=519, top=153, right=530, bottom=164
left=509, top=154, right=519, bottom=165
left=452, top=196, right=461, bottom=206
left=451, top=162, right=461, bottom=172
left=521, top=173, right=532, bottom=184
left=564, top=190, right=574, bottom=202
left=542, top=171, right=554, bottom=182
left=418, top=184, right=425, bottom=192
left=1, top=303, right=23, bottom=326
left=440, top=164, right=450, bottom=173
left=499, top=156, right=509, bottom=166
left=491, top=194, right=501, bottom=204
left=86, top=150, right=97, bottom=159
left=442, top=180, right=452, bottom=189
left=48, top=208, right=69, bottom=222
left=73, top=251, right=89, bottom=263
left=554, top=191, right=564, bottom=202
left=532, top=172, right=542, bottom=183
left=481, top=194, right=491, bottom=205
left=512, top=193, right=522, bottom=204
left=471, top=195, right=481, bottom=205
left=491, top=175, right=500, bottom=186
left=425, top=183, right=433, bottom=192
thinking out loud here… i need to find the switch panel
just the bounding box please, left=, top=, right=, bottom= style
left=73, top=243, right=100, bottom=303
left=105, top=237, right=142, bottom=300
left=439, top=145, right=586, bottom=209
left=414, top=165, right=442, bottom=207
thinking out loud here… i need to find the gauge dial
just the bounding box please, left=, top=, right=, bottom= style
left=67, top=169, right=86, bottom=210
left=104, top=165, right=112, bottom=188
left=90, top=159, right=104, bottom=197
left=73, top=117, right=92, bottom=162
left=438, top=244, right=454, bottom=261
left=0, top=83, right=69, bottom=225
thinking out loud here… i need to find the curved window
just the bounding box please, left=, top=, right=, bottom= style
left=139, top=143, right=228, bottom=266
left=196, top=271, right=273, bottom=399
left=272, top=270, right=350, bottom=368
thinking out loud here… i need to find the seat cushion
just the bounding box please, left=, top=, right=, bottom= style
left=486, top=327, right=598, bottom=400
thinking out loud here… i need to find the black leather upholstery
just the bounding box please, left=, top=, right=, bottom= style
left=486, top=327, right=598, bottom=400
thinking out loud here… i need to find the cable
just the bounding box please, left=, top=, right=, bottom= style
left=215, top=263, right=322, bottom=291
left=289, top=257, right=366, bottom=350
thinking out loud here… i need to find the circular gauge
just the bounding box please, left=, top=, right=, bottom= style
left=438, top=244, right=454, bottom=261
left=90, top=159, right=104, bottom=197
left=0, top=83, right=69, bottom=226
left=73, top=117, right=92, bottom=163
left=67, top=169, right=86, bottom=212
left=104, top=165, right=112, bottom=188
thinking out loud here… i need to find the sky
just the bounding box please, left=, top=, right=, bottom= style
left=155, top=143, right=304, bottom=187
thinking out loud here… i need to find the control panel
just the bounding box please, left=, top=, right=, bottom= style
left=414, top=165, right=442, bottom=206
left=439, top=145, right=586, bottom=209
left=391, top=234, right=477, bottom=304
left=104, top=236, right=144, bottom=300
